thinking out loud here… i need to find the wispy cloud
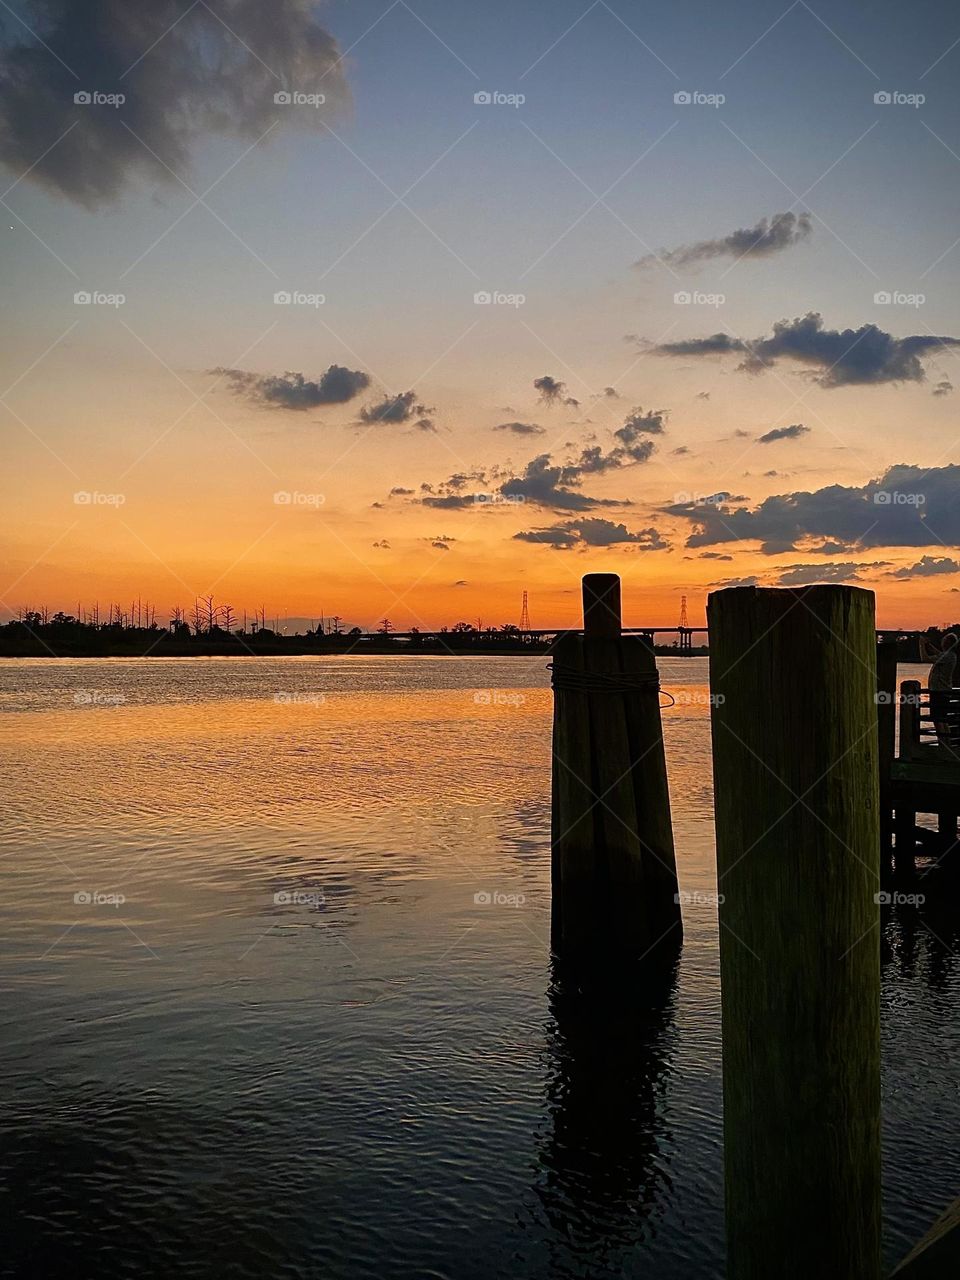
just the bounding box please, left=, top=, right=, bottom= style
left=636, top=211, right=811, bottom=269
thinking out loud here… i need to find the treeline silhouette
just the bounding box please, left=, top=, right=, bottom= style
left=0, top=604, right=551, bottom=657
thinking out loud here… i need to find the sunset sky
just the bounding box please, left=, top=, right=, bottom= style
left=3, top=0, right=960, bottom=630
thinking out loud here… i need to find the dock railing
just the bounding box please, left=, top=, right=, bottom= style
left=898, top=680, right=960, bottom=759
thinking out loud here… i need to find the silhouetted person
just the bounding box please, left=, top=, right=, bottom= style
left=920, top=631, right=958, bottom=747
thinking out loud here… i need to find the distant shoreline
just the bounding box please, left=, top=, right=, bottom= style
left=0, top=635, right=710, bottom=660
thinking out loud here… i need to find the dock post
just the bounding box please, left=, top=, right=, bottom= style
left=707, top=585, right=881, bottom=1280
left=551, top=573, right=681, bottom=962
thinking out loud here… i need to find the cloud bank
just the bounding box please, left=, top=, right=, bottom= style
left=664, top=464, right=960, bottom=552
left=514, top=518, right=668, bottom=551
left=652, top=312, right=960, bottom=387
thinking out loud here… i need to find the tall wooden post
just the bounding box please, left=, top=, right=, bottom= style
left=708, top=585, right=881, bottom=1280
left=551, top=574, right=681, bottom=961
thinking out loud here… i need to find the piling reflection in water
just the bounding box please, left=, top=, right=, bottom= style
left=881, top=895, right=960, bottom=992
left=536, top=949, right=681, bottom=1274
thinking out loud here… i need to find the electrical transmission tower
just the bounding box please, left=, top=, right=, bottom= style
left=519, top=590, right=531, bottom=632
left=678, top=594, right=691, bottom=653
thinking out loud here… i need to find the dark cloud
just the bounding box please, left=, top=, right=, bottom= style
left=390, top=487, right=414, bottom=496
left=600, top=386, right=620, bottom=399
left=933, top=379, right=954, bottom=398
left=360, top=391, right=433, bottom=425
left=514, top=519, right=668, bottom=551
left=493, top=421, right=545, bottom=436
left=758, top=423, right=810, bottom=444
left=775, top=561, right=889, bottom=586
left=500, top=454, right=620, bottom=510
left=432, top=540, right=450, bottom=551
left=696, top=391, right=711, bottom=400
left=636, top=211, right=812, bottom=269
left=566, top=407, right=663, bottom=474
left=813, top=540, right=855, bottom=555
left=672, top=446, right=691, bottom=456
left=700, top=551, right=733, bottom=561
left=652, top=312, right=960, bottom=387
left=419, top=414, right=660, bottom=512
left=0, top=0, right=348, bottom=207
left=215, top=365, right=370, bottom=409
left=372, top=539, right=390, bottom=549
left=573, top=439, right=655, bottom=473
left=454, top=579, right=468, bottom=587
left=534, top=375, right=580, bottom=408
left=616, top=407, right=666, bottom=441
left=890, top=555, right=960, bottom=579
left=665, top=463, right=960, bottom=551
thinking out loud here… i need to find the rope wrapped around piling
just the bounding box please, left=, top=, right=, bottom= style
left=548, top=661, right=675, bottom=706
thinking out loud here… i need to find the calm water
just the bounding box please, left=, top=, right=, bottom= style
left=0, top=656, right=958, bottom=1279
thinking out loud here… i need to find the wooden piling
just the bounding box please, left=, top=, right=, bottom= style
left=551, top=574, right=681, bottom=961
left=707, top=585, right=881, bottom=1280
